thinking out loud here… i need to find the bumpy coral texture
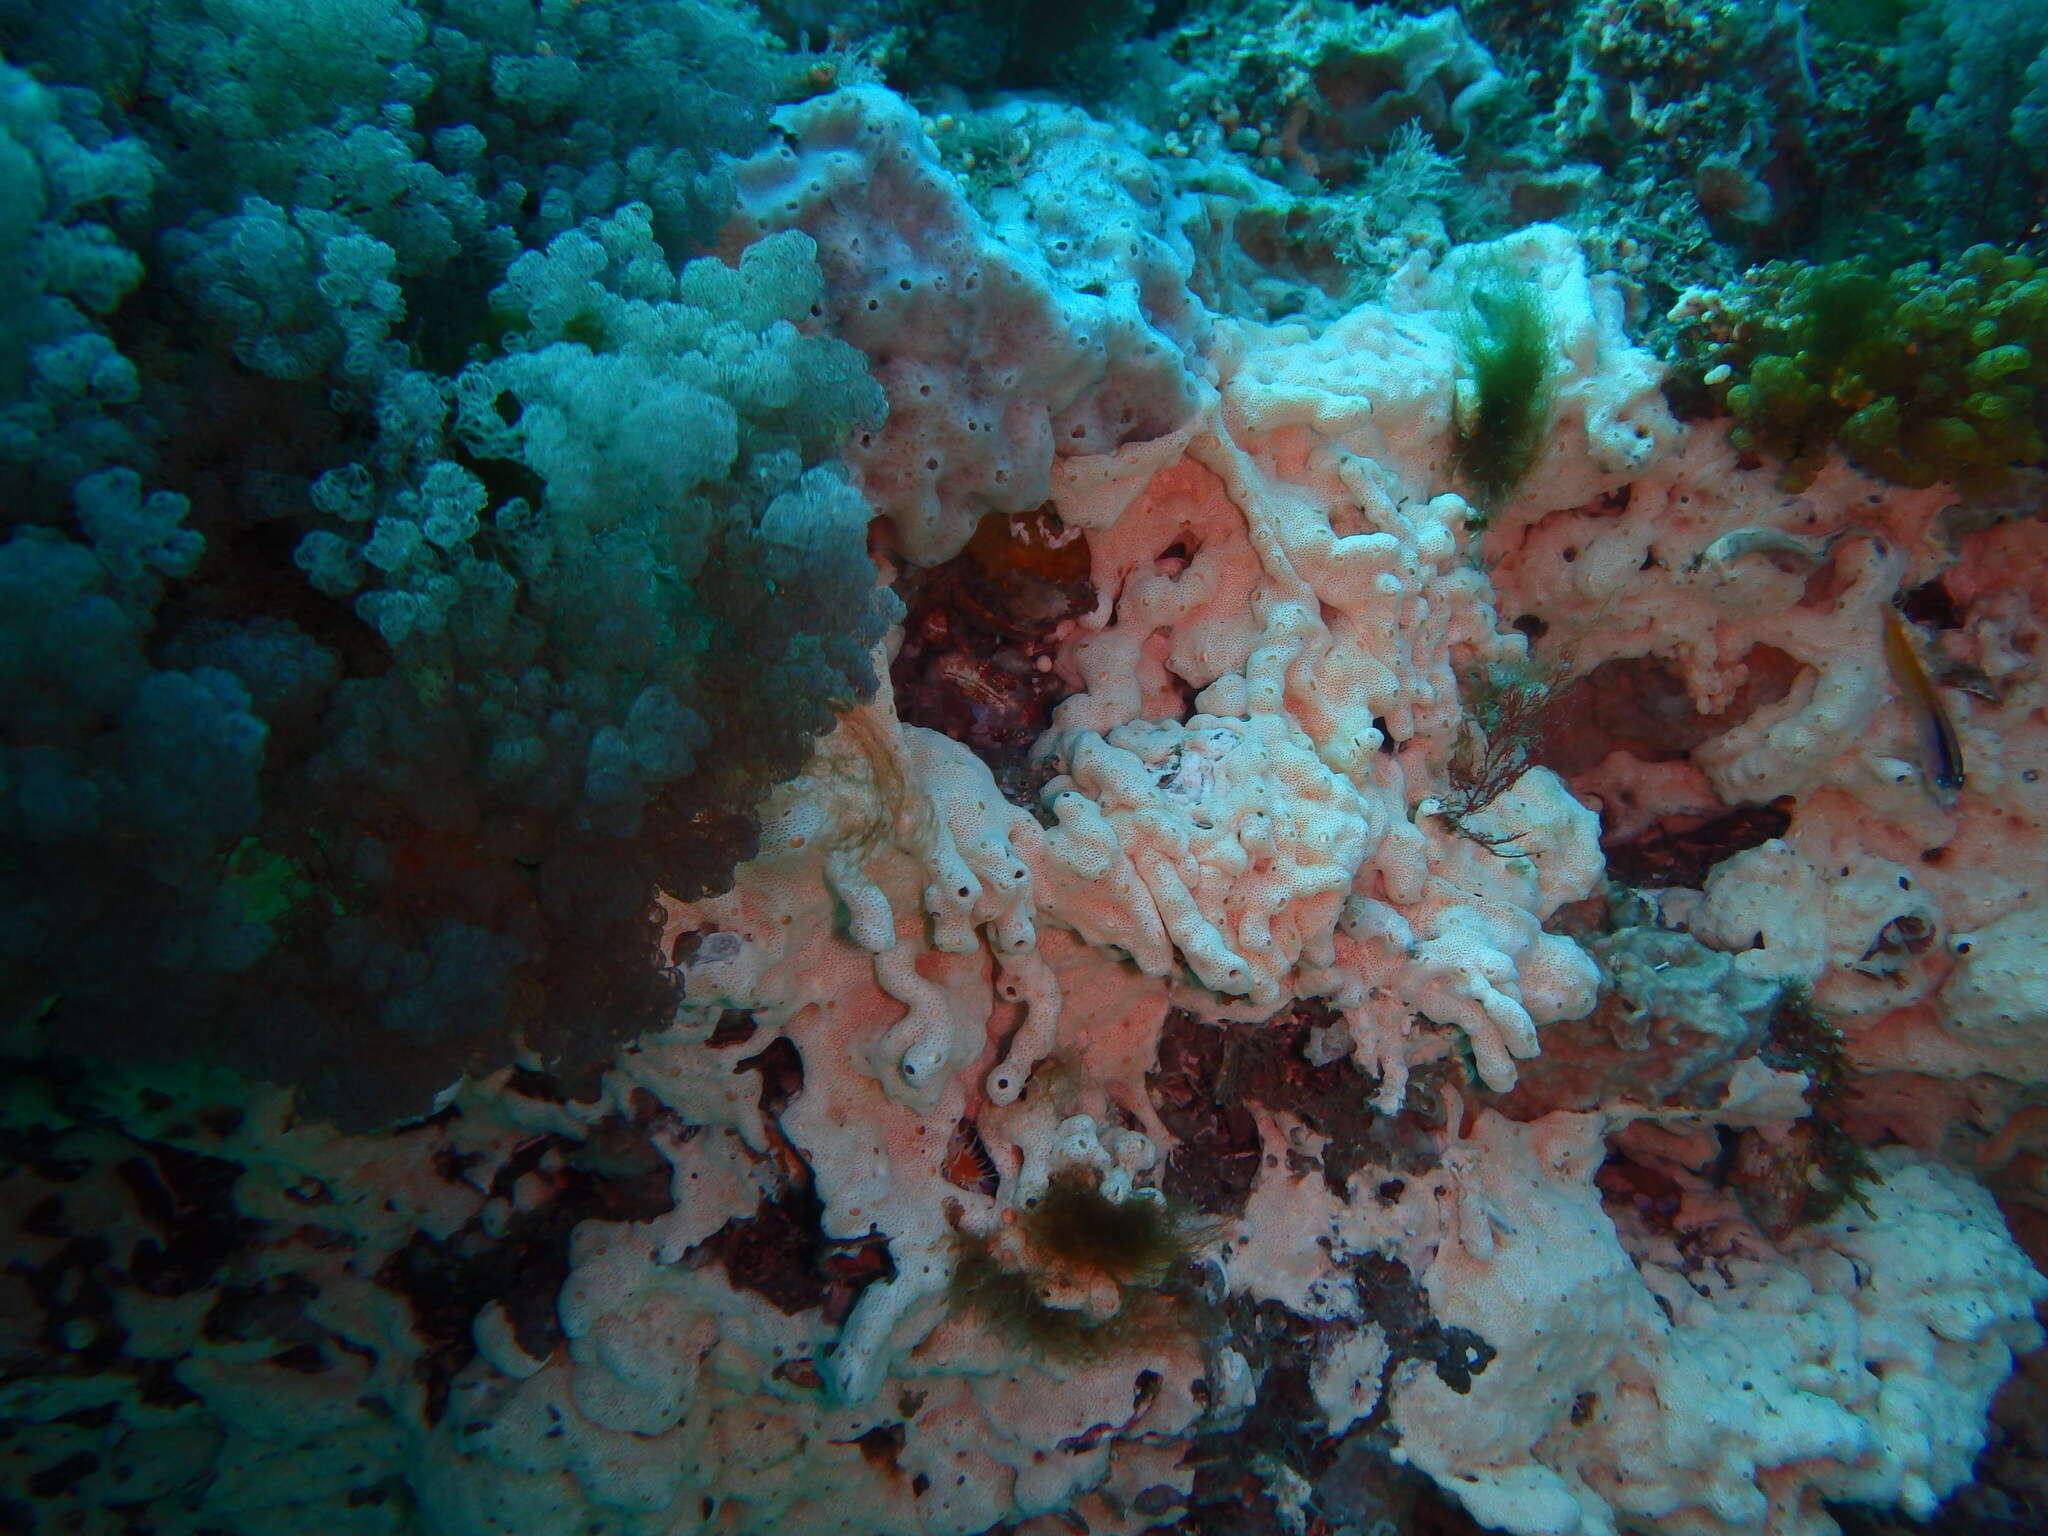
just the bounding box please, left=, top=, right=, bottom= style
left=3, top=10, right=2047, bottom=1536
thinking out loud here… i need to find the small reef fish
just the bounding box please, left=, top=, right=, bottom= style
left=1697, top=524, right=1964, bottom=808
left=1880, top=603, right=1965, bottom=809
left=1693, top=525, right=1838, bottom=571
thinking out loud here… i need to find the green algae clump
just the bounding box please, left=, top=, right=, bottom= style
left=946, top=1170, right=1215, bottom=1361
left=1672, top=246, right=2048, bottom=494
left=1452, top=256, right=1556, bottom=510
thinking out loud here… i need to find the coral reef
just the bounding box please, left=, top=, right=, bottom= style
left=3, top=5, right=2048, bottom=1536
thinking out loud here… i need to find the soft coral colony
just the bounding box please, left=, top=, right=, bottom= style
left=3, top=2, right=2047, bottom=1534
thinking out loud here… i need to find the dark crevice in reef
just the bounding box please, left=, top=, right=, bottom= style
left=1603, top=801, right=1794, bottom=888
left=738, top=1034, right=805, bottom=1119
left=2, top=1069, right=279, bottom=1414
left=1174, top=1255, right=1497, bottom=1536
left=683, top=1182, right=894, bottom=1324
left=1181, top=1298, right=1354, bottom=1535
left=1898, top=575, right=1964, bottom=632
left=679, top=1031, right=895, bottom=1324
left=375, top=1112, right=678, bottom=1425
left=113, top=1142, right=263, bottom=1300
left=1544, top=646, right=1805, bottom=889
left=1545, top=648, right=1801, bottom=777
left=1349, top=1253, right=1498, bottom=1398
left=1147, top=1002, right=1454, bottom=1217
left=891, top=507, right=1094, bottom=804
left=1144, top=1002, right=1508, bottom=1536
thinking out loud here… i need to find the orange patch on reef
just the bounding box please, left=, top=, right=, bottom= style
left=965, top=505, right=1092, bottom=585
